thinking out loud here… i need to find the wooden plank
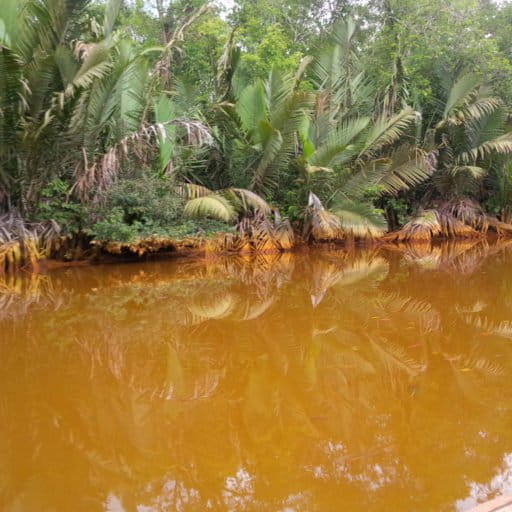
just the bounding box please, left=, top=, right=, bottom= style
left=467, top=495, right=512, bottom=512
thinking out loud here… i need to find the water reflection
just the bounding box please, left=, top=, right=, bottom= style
left=456, top=452, right=512, bottom=511
left=2, top=242, right=512, bottom=511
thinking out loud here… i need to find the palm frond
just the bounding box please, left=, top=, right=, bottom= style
left=458, top=133, right=512, bottom=163
left=253, top=89, right=314, bottom=193
left=332, top=200, right=386, bottom=238
left=228, top=188, right=272, bottom=214
left=265, top=68, right=294, bottom=114
left=237, top=210, right=294, bottom=252
left=305, top=192, right=343, bottom=241
left=345, top=145, right=435, bottom=197
left=66, top=42, right=112, bottom=96
left=237, top=81, right=266, bottom=136
left=251, top=121, right=283, bottom=193
left=359, top=107, right=416, bottom=158
left=154, top=93, right=176, bottom=173
left=103, top=0, right=122, bottom=37
left=458, top=97, right=502, bottom=126
left=184, top=195, right=236, bottom=223
left=308, top=117, right=369, bottom=169
left=442, top=75, right=480, bottom=119
left=380, top=146, right=435, bottom=194
left=177, top=183, right=213, bottom=199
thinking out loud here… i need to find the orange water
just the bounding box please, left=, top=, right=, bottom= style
left=2, top=242, right=512, bottom=511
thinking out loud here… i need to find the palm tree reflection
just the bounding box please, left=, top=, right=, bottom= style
left=2, top=242, right=512, bottom=511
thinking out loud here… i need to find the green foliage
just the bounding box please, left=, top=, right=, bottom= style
left=102, top=175, right=182, bottom=225
left=485, top=160, right=512, bottom=222
left=87, top=175, right=232, bottom=242
left=178, top=15, right=231, bottom=98
left=384, top=197, right=410, bottom=227
left=89, top=175, right=177, bottom=240
left=90, top=208, right=230, bottom=242
left=34, top=180, right=85, bottom=235
left=366, top=0, right=512, bottom=116
left=225, top=67, right=315, bottom=195
left=4, top=0, right=512, bottom=249
left=90, top=208, right=139, bottom=242
left=237, top=24, right=303, bottom=79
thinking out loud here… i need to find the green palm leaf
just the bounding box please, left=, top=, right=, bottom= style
left=374, top=146, right=435, bottom=194
left=178, top=183, right=213, bottom=199
left=332, top=199, right=386, bottom=238
left=103, top=0, right=122, bottom=38
left=308, top=117, right=369, bottom=169
left=228, top=188, right=272, bottom=213
left=251, top=120, right=283, bottom=193
left=442, top=75, right=480, bottom=119
left=237, top=81, right=266, bottom=136
left=359, top=107, right=416, bottom=158
left=66, top=42, right=112, bottom=96
left=459, top=133, right=512, bottom=163
left=184, top=195, right=236, bottom=223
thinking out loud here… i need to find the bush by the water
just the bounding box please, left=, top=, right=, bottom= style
left=88, top=175, right=231, bottom=242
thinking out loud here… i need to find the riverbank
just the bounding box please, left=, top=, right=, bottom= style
left=5, top=233, right=511, bottom=278
left=3, top=209, right=512, bottom=276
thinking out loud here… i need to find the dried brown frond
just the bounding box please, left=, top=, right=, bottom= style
left=385, top=209, right=481, bottom=243
left=237, top=210, right=295, bottom=252
left=0, top=212, right=61, bottom=274
left=438, top=211, right=480, bottom=238
left=485, top=216, right=512, bottom=237
left=273, top=213, right=295, bottom=250
left=74, top=121, right=213, bottom=203
left=173, top=118, right=213, bottom=146
left=72, top=40, right=97, bottom=60
left=439, top=198, right=488, bottom=233
left=203, top=210, right=295, bottom=255
left=304, top=192, right=344, bottom=241
left=384, top=210, right=441, bottom=243
left=73, top=124, right=160, bottom=202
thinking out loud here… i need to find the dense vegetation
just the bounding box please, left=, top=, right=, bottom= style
left=3, top=0, right=512, bottom=269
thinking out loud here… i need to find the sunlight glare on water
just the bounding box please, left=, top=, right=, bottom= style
left=2, top=241, right=512, bottom=511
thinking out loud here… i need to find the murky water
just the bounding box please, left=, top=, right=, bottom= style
left=2, top=242, right=512, bottom=512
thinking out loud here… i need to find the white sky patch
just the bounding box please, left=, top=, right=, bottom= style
left=120, top=0, right=237, bottom=14
left=216, top=0, right=236, bottom=8
left=215, top=0, right=236, bottom=19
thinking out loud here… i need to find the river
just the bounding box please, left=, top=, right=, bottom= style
left=2, top=241, right=512, bottom=511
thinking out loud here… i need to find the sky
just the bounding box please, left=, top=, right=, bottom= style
left=215, top=0, right=236, bottom=15
left=217, top=0, right=235, bottom=7
left=121, top=0, right=237, bottom=13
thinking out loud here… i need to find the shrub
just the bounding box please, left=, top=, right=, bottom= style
left=88, top=174, right=232, bottom=242
left=33, top=179, right=85, bottom=235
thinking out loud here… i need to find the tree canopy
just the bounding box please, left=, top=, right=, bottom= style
left=2, top=0, right=512, bottom=267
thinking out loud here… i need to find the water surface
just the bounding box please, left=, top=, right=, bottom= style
left=2, top=242, right=512, bottom=511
